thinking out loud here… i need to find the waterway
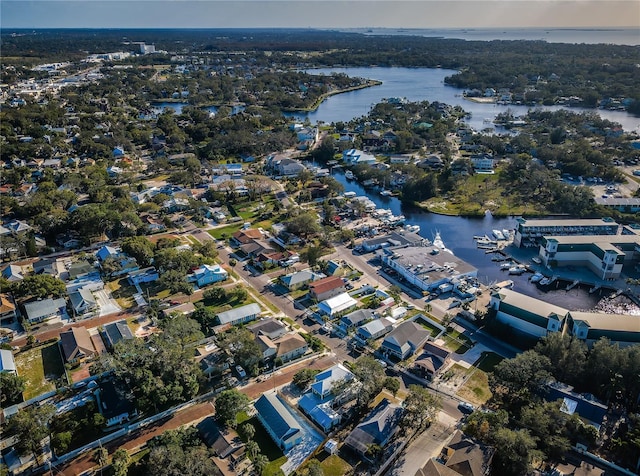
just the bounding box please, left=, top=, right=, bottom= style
left=285, top=67, right=640, bottom=134
left=331, top=170, right=605, bottom=310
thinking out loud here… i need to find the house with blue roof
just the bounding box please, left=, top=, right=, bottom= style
left=254, top=391, right=303, bottom=450
left=188, top=264, right=228, bottom=287
left=298, top=364, right=355, bottom=432
left=545, top=382, right=608, bottom=429
left=96, top=245, right=120, bottom=262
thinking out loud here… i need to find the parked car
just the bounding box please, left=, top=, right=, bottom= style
left=458, top=401, right=475, bottom=414
left=235, top=365, right=247, bottom=379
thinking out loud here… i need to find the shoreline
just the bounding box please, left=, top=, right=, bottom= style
left=282, top=79, right=383, bottom=113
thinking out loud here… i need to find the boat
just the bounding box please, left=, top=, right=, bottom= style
left=345, top=170, right=354, bottom=180
left=539, top=277, right=551, bottom=286
left=531, top=257, right=542, bottom=264
left=500, top=262, right=512, bottom=270
left=380, top=189, right=393, bottom=197
left=495, top=280, right=514, bottom=289
left=405, top=224, right=421, bottom=233
left=508, top=266, right=526, bottom=275
left=432, top=232, right=453, bottom=254
left=502, top=229, right=511, bottom=238
left=530, top=272, right=543, bottom=283
left=492, top=229, right=506, bottom=240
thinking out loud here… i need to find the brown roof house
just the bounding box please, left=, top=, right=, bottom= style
left=273, top=333, right=308, bottom=363
left=309, top=276, right=346, bottom=302
left=59, top=327, right=97, bottom=363
left=230, top=228, right=264, bottom=246
left=413, top=342, right=451, bottom=381
left=416, top=431, right=494, bottom=476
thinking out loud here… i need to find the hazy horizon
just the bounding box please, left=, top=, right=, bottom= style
left=3, top=1, right=639, bottom=30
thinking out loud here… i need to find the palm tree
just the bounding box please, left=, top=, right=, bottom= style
left=94, top=446, right=108, bottom=475
left=245, top=440, right=260, bottom=461
left=253, top=453, right=269, bottom=474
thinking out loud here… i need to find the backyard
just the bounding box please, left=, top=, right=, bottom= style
left=15, top=341, right=66, bottom=400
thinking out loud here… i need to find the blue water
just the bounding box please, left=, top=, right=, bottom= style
left=331, top=170, right=603, bottom=308
left=285, top=67, right=640, bottom=133
left=340, top=28, right=640, bottom=46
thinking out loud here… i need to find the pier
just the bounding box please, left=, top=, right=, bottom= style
left=566, top=279, right=580, bottom=291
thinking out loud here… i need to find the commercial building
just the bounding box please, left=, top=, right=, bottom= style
left=513, top=217, right=618, bottom=248
left=538, top=234, right=640, bottom=280
left=489, top=289, right=640, bottom=347
left=380, top=246, right=477, bottom=293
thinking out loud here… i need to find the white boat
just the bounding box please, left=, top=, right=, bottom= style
left=539, top=277, right=551, bottom=286
left=531, top=257, right=542, bottom=264
left=433, top=232, right=453, bottom=254
left=500, top=262, right=512, bottom=270
left=492, top=229, right=506, bottom=240
left=502, top=229, right=511, bottom=238
left=530, top=272, right=543, bottom=283
left=405, top=224, right=421, bottom=233
left=345, top=170, right=354, bottom=180
left=380, top=189, right=393, bottom=196
left=508, top=266, right=526, bottom=275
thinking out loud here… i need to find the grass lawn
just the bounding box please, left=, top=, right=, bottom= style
left=456, top=368, right=493, bottom=406
left=442, top=329, right=474, bottom=354
left=318, top=454, right=352, bottom=476
left=16, top=342, right=66, bottom=400
left=243, top=416, right=286, bottom=476
left=107, top=278, right=137, bottom=309
left=474, top=351, right=504, bottom=373
left=208, top=223, right=244, bottom=240
left=417, top=320, right=443, bottom=337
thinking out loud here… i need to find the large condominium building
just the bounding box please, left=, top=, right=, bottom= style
left=513, top=217, right=619, bottom=248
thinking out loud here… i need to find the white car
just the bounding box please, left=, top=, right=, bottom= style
left=235, top=365, right=247, bottom=379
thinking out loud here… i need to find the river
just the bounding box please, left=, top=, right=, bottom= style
left=285, top=67, right=640, bottom=134
left=330, top=170, right=605, bottom=310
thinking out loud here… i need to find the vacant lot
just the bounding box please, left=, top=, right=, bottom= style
left=16, top=342, right=66, bottom=400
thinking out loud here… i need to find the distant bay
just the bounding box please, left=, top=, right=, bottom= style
left=338, top=27, right=640, bottom=46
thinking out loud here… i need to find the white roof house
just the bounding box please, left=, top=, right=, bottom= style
left=0, top=349, right=17, bottom=374
left=317, top=293, right=358, bottom=317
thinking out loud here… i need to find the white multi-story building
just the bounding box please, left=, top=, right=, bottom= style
left=513, top=217, right=619, bottom=248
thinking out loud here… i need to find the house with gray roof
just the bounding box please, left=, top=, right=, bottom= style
left=23, top=297, right=67, bottom=323
left=357, top=317, right=394, bottom=342
left=380, top=319, right=431, bottom=360
left=216, top=303, right=261, bottom=326
left=0, top=349, right=17, bottom=374
left=247, top=318, right=287, bottom=340
left=254, top=390, right=303, bottom=450
left=280, top=269, right=321, bottom=291
left=344, top=398, right=403, bottom=461
left=102, top=321, right=134, bottom=349
left=69, top=287, right=98, bottom=316
left=339, top=309, right=374, bottom=335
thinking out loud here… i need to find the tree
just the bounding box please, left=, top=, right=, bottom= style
left=401, top=385, right=441, bottom=433
left=7, top=403, right=56, bottom=462
left=245, top=440, right=260, bottom=460
left=252, top=453, right=269, bottom=474
left=13, top=274, right=66, bottom=299
left=492, top=428, right=540, bottom=476
left=51, top=431, right=72, bottom=456
left=351, top=356, right=386, bottom=407
left=231, top=287, right=248, bottom=302
left=159, top=269, right=193, bottom=295
left=111, top=448, right=131, bottom=476
left=144, top=427, right=217, bottom=476
left=383, top=377, right=400, bottom=397
left=534, top=332, right=587, bottom=385
left=285, top=213, right=321, bottom=238
left=159, top=315, right=204, bottom=345
left=302, top=245, right=323, bottom=268
left=305, top=459, right=325, bottom=476
left=214, top=389, right=250, bottom=428
left=217, top=327, right=262, bottom=374
left=489, top=350, right=552, bottom=409
left=121, top=236, right=153, bottom=267
left=202, top=286, right=227, bottom=304
left=94, top=446, right=108, bottom=475
left=238, top=422, right=255, bottom=442
left=0, top=372, right=25, bottom=406
left=292, top=368, right=320, bottom=390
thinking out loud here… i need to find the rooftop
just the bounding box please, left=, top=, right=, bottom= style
left=217, top=303, right=261, bottom=325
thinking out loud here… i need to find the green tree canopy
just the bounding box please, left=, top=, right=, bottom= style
left=214, top=389, right=250, bottom=428
left=13, top=274, right=66, bottom=299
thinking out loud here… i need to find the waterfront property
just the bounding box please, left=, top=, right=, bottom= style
left=342, top=149, right=377, bottom=165
left=216, top=303, right=262, bottom=326
left=489, top=289, right=640, bottom=347
left=379, top=245, right=477, bottom=293
left=513, top=217, right=619, bottom=248
left=255, top=390, right=303, bottom=451
left=361, top=230, right=425, bottom=253
left=538, top=233, right=640, bottom=280
left=490, top=288, right=566, bottom=338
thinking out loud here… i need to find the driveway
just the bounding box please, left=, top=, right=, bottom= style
left=93, top=288, right=122, bottom=316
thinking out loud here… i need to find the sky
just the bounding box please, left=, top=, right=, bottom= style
left=2, top=0, right=639, bottom=29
